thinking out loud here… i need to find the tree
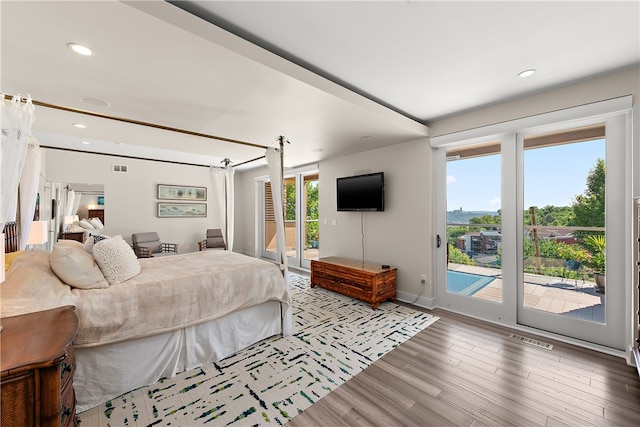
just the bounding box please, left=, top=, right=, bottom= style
left=448, top=244, right=476, bottom=266
left=572, top=158, right=605, bottom=228
left=284, top=183, right=296, bottom=220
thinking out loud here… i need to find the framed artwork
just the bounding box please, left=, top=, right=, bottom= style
left=158, top=202, right=207, bottom=218
left=157, top=184, right=207, bottom=201
left=97, top=196, right=104, bottom=206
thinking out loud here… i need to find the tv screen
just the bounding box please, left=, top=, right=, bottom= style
left=336, top=172, right=384, bottom=212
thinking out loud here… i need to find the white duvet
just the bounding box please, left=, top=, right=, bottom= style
left=1, top=249, right=290, bottom=347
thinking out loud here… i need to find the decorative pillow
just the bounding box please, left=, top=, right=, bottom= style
left=79, top=219, right=95, bottom=229
left=50, top=241, right=109, bottom=289
left=92, top=235, right=140, bottom=285
left=84, top=233, right=109, bottom=255
left=89, top=217, right=103, bottom=229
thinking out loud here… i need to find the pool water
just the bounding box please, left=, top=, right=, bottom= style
left=447, top=270, right=496, bottom=296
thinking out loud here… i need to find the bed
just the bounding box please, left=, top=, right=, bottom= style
left=1, top=233, right=291, bottom=412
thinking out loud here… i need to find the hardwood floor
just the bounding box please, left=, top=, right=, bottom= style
left=288, top=307, right=640, bottom=427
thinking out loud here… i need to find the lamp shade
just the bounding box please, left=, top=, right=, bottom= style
left=64, top=215, right=74, bottom=225
left=27, top=221, right=48, bottom=245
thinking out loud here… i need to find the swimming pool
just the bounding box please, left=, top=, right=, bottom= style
left=447, top=270, right=496, bottom=296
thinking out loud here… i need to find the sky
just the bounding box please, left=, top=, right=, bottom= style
left=447, top=139, right=605, bottom=212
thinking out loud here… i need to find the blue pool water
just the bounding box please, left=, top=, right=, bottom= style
left=447, top=270, right=496, bottom=296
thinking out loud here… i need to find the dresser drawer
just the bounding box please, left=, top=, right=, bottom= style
left=61, top=382, right=76, bottom=427
left=61, top=346, right=75, bottom=390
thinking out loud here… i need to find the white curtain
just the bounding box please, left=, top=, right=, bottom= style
left=18, top=136, right=42, bottom=250
left=209, top=165, right=236, bottom=251
left=209, top=166, right=226, bottom=244
left=1, top=94, right=36, bottom=231
left=72, top=193, right=82, bottom=217
left=266, top=147, right=292, bottom=336
left=224, top=166, right=235, bottom=251
left=64, top=189, right=77, bottom=217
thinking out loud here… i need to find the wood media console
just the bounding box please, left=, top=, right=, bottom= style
left=311, top=256, right=397, bottom=309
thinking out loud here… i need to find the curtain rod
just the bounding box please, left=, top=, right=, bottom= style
left=3, top=93, right=268, bottom=150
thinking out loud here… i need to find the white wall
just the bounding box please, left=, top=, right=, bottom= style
left=45, top=150, right=224, bottom=252
left=233, top=139, right=434, bottom=300
left=318, top=138, right=433, bottom=300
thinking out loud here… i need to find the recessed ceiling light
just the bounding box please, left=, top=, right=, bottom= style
left=72, top=123, right=86, bottom=129
left=81, top=141, right=90, bottom=145
left=360, top=136, right=371, bottom=141
left=311, top=148, right=324, bottom=153
left=518, top=69, right=536, bottom=78
left=67, top=43, right=92, bottom=56
left=81, top=97, right=110, bottom=107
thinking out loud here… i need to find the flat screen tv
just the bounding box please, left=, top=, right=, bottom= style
left=336, top=172, right=384, bottom=212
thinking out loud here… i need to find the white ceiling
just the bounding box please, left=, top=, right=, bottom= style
left=2, top=1, right=638, bottom=171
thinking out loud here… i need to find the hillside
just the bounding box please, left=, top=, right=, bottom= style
left=447, top=210, right=498, bottom=224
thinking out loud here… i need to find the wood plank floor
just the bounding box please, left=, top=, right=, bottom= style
left=288, top=306, right=640, bottom=427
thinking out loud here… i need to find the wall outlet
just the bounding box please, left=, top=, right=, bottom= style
left=421, top=274, right=427, bottom=284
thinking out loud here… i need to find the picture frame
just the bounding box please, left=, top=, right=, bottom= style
left=97, top=195, right=104, bottom=206
left=157, top=184, right=207, bottom=201
left=157, top=202, right=207, bottom=218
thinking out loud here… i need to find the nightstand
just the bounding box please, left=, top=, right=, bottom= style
left=1, top=306, right=79, bottom=427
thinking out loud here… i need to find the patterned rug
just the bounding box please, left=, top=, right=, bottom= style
left=78, top=273, right=438, bottom=426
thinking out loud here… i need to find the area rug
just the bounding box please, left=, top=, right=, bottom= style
left=78, top=273, right=438, bottom=426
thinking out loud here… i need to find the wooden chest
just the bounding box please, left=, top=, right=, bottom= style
left=311, top=257, right=397, bottom=309
left=1, top=306, right=79, bottom=427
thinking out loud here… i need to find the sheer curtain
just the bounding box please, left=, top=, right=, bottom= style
left=64, top=189, right=78, bottom=217
left=18, top=136, right=42, bottom=250
left=1, top=94, right=36, bottom=231
left=266, top=147, right=292, bottom=336
left=224, top=166, right=235, bottom=251
left=209, top=166, right=227, bottom=245
left=209, top=165, right=236, bottom=250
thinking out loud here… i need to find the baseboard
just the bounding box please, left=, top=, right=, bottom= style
left=396, top=290, right=436, bottom=309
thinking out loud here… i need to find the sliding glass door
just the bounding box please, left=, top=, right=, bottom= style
left=435, top=105, right=630, bottom=350
left=260, top=167, right=319, bottom=269
left=516, top=117, right=627, bottom=349
left=435, top=141, right=507, bottom=321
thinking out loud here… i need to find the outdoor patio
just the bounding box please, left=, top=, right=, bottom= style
left=448, top=263, right=605, bottom=323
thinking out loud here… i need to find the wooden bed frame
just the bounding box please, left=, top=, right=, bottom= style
left=3, top=221, right=18, bottom=253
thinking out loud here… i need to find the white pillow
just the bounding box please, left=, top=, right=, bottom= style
left=50, top=241, right=109, bottom=289
left=84, top=233, right=109, bottom=255
left=89, top=217, right=103, bottom=229
left=92, top=235, right=140, bottom=285
left=79, top=219, right=95, bottom=229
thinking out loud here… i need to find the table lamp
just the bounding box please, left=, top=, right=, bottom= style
left=27, top=220, right=48, bottom=248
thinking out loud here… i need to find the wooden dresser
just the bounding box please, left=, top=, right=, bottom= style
left=311, top=257, right=397, bottom=309
left=1, top=306, right=79, bottom=427
left=87, top=209, right=104, bottom=225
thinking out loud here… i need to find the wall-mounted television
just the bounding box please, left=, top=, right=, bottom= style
left=336, top=172, right=384, bottom=212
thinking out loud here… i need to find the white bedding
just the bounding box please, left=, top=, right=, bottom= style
left=1, top=249, right=291, bottom=347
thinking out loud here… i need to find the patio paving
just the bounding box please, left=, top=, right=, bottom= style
left=448, top=263, right=605, bottom=323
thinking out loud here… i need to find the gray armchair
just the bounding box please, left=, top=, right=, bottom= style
left=131, top=232, right=178, bottom=258
left=198, top=228, right=226, bottom=251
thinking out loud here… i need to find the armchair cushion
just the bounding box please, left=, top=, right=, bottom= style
left=199, top=228, right=226, bottom=251
left=132, top=232, right=178, bottom=258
